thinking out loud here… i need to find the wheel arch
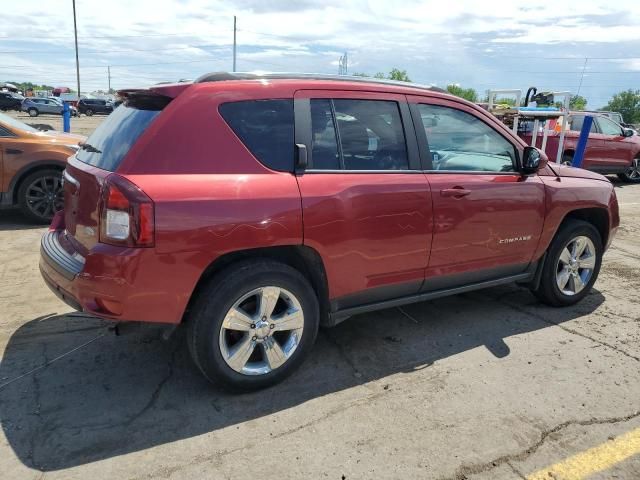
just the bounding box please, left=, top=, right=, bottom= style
left=530, top=206, right=609, bottom=291
left=183, top=245, right=331, bottom=326
left=561, top=207, right=610, bottom=247
left=9, top=160, right=66, bottom=205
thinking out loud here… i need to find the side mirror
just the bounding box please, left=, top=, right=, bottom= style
left=623, top=128, right=634, bottom=138
left=521, top=146, right=546, bottom=174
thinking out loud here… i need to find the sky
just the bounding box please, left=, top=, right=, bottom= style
left=1, top=0, right=639, bottom=108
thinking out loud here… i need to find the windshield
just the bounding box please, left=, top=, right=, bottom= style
left=0, top=111, right=38, bottom=133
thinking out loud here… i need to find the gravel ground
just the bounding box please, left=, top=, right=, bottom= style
left=0, top=171, right=638, bottom=479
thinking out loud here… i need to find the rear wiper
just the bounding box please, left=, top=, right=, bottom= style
left=80, top=143, right=102, bottom=153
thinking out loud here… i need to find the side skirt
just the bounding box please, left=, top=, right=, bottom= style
left=327, top=272, right=534, bottom=326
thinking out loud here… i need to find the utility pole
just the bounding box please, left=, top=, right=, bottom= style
left=72, top=0, right=81, bottom=98
left=338, top=52, right=348, bottom=75
left=576, top=57, right=588, bottom=97
left=233, top=16, right=237, bottom=72
left=107, top=65, right=111, bottom=93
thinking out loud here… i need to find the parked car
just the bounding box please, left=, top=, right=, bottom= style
left=40, top=73, right=619, bottom=391
left=0, top=112, right=84, bottom=222
left=22, top=97, right=78, bottom=117
left=0, top=91, right=24, bottom=111
left=521, top=112, right=640, bottom=182
left=77, top=98, right=114, bottom=116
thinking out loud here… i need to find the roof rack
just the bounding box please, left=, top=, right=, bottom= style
left=195, top=71, right=447, bottom=94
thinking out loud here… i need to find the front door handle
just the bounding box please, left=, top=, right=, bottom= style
left=441, top=187, right=471, bottom=198
left=5, top=148, right=23, bottom=155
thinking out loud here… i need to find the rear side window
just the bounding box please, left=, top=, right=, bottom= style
left=219, top=99, right=294, bottom=172
left=76, top=104, right=163, bottom=171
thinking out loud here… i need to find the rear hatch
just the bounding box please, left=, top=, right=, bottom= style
left=61, top=91, right=174, bottom=255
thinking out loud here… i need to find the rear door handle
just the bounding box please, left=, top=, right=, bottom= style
left=441, top=187, right=471, bottom=198
left=5, top=148, right=23, bottom=155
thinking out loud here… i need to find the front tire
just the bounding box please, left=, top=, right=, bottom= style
left=17, top=169, right=64, bottom=223
left=617, top=158, right=640, bottom=183
left=532, top=219, right=603, bottom=307
left=188, top=260, right=319, bottom=391
left=562, top=152, right=574, bottom=166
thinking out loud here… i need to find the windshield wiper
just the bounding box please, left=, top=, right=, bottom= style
left=80, top=143, right=102, bottom=153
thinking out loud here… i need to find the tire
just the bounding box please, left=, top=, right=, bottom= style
left=532, top=219, right=603, bottom=307
left=187, top=260, right=320, bottom=391
left=562, top=152, right=573, bottom=166
left=17, top=169, right=64, bottom=223
left=85, top=108, right=94, bottom=116
left=617, top=158, right=640, bottom=183
left=28, top=108, right=39, bottom=117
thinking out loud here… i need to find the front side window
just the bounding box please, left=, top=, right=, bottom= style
left=219, top=99, right=294, bottom=172
left=597, top=117, right=623, bottom=136
left=418, top=104, right=516, bottom=172
left=309, top=99, right=409, bottom=170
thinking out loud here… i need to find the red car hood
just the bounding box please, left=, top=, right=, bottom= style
left=547, top=163, right=610, bottom=182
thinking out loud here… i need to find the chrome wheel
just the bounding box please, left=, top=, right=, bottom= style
left=625, top=158, right=640, bottom=180
left=25, top=174, right=63, bottom=220
left=219, top=286, right=304, bottom=376
left=556, top=235, right=597, bottom=296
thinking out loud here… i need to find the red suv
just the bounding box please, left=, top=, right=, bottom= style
left=40, top=73, right=619, bottom=390
left=522, top=112, right=640, bottom=181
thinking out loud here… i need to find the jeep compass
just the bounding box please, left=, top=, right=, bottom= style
left=40, top=73, right=620, bottom=390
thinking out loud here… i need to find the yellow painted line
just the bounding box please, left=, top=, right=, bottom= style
left=527, top=427, right=640, bottom=480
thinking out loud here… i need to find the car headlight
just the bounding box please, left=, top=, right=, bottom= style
left=65, top=144, right=80, bottom=152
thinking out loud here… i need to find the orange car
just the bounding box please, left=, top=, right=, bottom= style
left=0, top=112, right=84, bottom=222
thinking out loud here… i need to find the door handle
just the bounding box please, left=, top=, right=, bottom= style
left=5, top=148, right=23, bottom=155
left=441, top=187, right=471, bottom=198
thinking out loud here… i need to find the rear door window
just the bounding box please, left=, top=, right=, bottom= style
left=309, top=98, right=409, bottom=170
left=76, top=103, right=164, bottom=171
left=569, top=115, right=597, bottom=133
left=219, top=99, right=294, bottom=172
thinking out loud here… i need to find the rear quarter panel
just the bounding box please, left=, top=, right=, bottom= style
left=118, top=82, right=304, bottom=319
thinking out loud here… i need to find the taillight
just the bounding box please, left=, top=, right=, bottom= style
left=99, top=174, right=154, bottom=247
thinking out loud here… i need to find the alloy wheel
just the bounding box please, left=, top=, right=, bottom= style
left=555, top=235, right=597, bottom=296
left=25, top=174, right=63, bottom=220
left=219, top=286, right=304, bottom=376
left=625, top=158, right=640, bottom=180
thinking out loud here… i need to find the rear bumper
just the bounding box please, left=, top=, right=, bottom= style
left=39, top=229, right=196, bottom=324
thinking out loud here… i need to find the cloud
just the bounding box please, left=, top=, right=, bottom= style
left=0, top=0, right=638, bottom=107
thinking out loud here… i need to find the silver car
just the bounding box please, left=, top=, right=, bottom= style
left=21, top=97, right=78, bottom=117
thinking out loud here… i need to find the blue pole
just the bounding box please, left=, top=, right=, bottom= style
left=62, top=102, right=71, bottom=133
left=572, top=115, right=592, bottom=168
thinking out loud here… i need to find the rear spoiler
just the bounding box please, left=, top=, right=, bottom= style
left=117, top=82, right=191, bottom=101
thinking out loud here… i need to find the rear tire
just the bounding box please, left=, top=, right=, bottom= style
left=617, top=158, right=640, bottom=183
left=187, top=260, right=319, bottom=391
left=85, top=108, right=94, bottom=116
left=532, top=219, right=602, bottom=307
left=28, top=108, right=38, bottom=117
left=17, top=169, right=64, bottom=223
left=562, top=152, right=573, bottom=166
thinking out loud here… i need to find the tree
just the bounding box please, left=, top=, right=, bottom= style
left=602, top=89, right=640, bottom=124
left=570, top=95, right=588, bottom=110
left=446, top=84, right=478, bottom=102
left=387, top=68, right=411, bottom=82
left=352, top=69, right=412, bottom=82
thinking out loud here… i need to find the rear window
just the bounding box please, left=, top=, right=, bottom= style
left=76, top=104, right=163, bottom=171
left=219, top=99, right=294, bottom=172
